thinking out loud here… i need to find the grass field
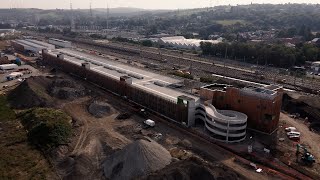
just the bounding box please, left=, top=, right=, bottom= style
left=0, top=96, right=55, bottom=179
left=216, top=20, right=247, bottom=26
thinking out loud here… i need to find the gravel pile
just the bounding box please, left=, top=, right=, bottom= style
left=49, top=79, right=86, bottom=100
left=143, top=156, right=243, bottom=180
left=88, top=100, right=112, bottom=118
left=103, top=138, right=172, bottom=180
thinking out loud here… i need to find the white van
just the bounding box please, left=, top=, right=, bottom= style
left=287, top=131, right=300, bottom=136
left=144, top=119, right=155, bottom=127
left=285, top=127, right=297, bottom=132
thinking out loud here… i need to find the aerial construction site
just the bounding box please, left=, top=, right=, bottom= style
left=1, top=37, right=319, bottom=180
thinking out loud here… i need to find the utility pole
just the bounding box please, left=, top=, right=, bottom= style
left=70, top=0, right=75, bottom=32
left=106, top=0, right=109, bottom=39
left=224, top=45, right=228, bottom=82
left=90, top=1, right=93, bottom=17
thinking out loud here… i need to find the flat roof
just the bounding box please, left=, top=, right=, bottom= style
left=14, top=39, right=47, bottom=50
left=49, top=38, right=70, bottom=43
left=49, top=48, right=199, bottom=102
left=25, top=39, right=55, bottom=49
left=244, top=86, right=276, bottom=96
left=201, top=84, right=230, bottom=91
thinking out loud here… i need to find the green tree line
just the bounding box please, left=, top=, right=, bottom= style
left=200, top=42, right=320, bottom=68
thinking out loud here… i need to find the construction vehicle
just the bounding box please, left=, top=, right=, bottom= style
left=296, top=144, right=316, bottom=165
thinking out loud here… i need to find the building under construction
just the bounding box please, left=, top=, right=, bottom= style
left=42, top=47, right=283, bottom=142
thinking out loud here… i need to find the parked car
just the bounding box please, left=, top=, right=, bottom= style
left=288, top=135, right=300, bottom=141
left=144, top=119, right=155, bottom=127
left=287, top=131, right=301, bottom=136
left=285, top=127, right=297, bottom=132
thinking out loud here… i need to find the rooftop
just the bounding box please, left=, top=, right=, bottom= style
left=13, top=39, right=52, bottom=50
left=49, top=48, right=199, bottom=103
left=25, top=39, right=55, bottom=49
left=201, top=84, right=230, bottom=91
left=49, top=38, right=70, bottom=43
left=160, top=36, right=222, bottom=47
left=243, top=86, right=277, bottom=96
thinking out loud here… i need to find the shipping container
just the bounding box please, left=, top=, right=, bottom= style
left=0, top=64, right=18, bottom=70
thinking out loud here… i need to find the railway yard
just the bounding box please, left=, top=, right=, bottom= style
left=1, top=36, right=320, bottom=179
left=69, top=37, right=320, bottom=94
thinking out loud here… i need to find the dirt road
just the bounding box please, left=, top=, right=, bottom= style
left=279, top=113, right=320, bottom=177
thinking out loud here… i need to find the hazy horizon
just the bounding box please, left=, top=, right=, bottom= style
left=1, top=0, right=320, bottom=10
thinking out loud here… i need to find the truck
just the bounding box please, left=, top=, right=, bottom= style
left=0, top=64, right=18, bottom=71
left=6, top=72, right=23, bottom=81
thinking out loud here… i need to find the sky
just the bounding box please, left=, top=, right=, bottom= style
left=2, top=0, right=320, bottom=10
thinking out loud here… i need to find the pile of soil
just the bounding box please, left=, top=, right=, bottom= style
left=282, top=92, right=320, bottom=123
left=8, top=76, right=53, bottom=108
left=49, top=79, right=86, bottom=100
left=143, top=156, right=243, bottom=180
left=59, top=154, right=96, bottom=180
left=103, top=138, right=172, bottom=180
left=88, top=100, right=112, bottom=118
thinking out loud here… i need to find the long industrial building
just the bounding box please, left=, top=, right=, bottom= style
left=159, top=36, right=222, bottom=50
left=48, top=38, right=72, bottom=48
left=42, top=47, right=283, bottom=143
left=11, top=39, right=55, bottom=54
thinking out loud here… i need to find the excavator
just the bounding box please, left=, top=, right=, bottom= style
left=296, top=144, right=316, bottom=166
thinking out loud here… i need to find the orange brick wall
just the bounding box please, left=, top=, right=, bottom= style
left=201, top=87, right=283, bottom=134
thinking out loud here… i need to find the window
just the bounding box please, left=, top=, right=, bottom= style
left=264, top=114, right=274, bottom=121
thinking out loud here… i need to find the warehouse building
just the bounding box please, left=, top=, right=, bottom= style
left=43, top=48, right=283, bottom=142
left=159, top=36, right=222, bottom=50
left=48, top=38, right=72, bottom=48
left=11, top=39, right=55, bottom=54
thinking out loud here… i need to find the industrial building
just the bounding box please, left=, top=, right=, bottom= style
left=199, top=84, right=283, bottom=134
left=159, top=36, right=222, bottom=50
left=42, top=48, right=283, bottom=142
left=11, top=39, right=55, bottom=54
left=48, top=38, right=72, bottom=48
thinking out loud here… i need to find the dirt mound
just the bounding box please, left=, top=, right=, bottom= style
left=143, top=156, right=242, bottom=180
left=62, top=154, right=96, bottom=180
left=282, top=92, right=320, bottom=123
left=103, top=138, right=172, bottom=180
left=8, top=76, right=53, bottom=108
left=49, top=79, right=86, bottom=100
left=88, top=100, right=112, bottom=118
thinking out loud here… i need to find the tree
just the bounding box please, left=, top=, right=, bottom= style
left=141, top=40, right=153, bottom=47
left=20, top=108, right=72, bottom=149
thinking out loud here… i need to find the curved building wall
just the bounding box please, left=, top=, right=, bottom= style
left=195, top=104, right=248, bottom=143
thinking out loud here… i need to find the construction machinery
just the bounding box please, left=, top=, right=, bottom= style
left=296, top=144, right=316, bottom=166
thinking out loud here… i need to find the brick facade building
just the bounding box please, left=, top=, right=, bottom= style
left=200, top=84, right=283, bottom=134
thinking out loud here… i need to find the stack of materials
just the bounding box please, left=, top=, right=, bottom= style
left=103, top=138, right=172, bottom=180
